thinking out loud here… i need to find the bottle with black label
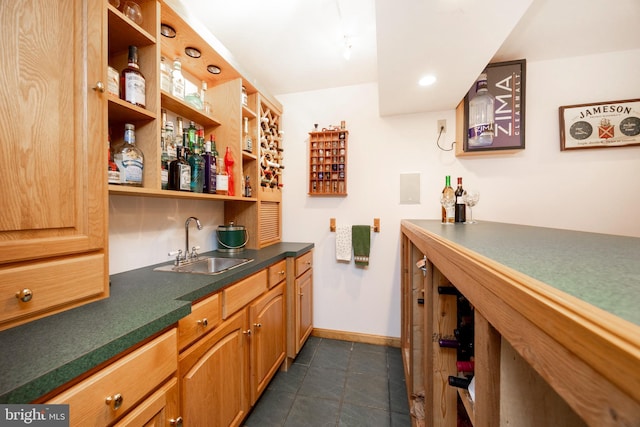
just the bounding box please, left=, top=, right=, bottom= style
left=455, top=177, right=466, bottom=223
left=120, top=45, right=146, bottom=108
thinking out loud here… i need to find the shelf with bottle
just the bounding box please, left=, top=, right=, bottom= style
left=160, top=90, right=221, bottom=128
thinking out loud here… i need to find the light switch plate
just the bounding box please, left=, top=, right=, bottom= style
left=400, top=173, right=420, bottom=204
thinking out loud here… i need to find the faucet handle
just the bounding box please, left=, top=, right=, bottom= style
left=169, top=249, right=184, bottom=265
left=190, top=246, right=201, bottom=259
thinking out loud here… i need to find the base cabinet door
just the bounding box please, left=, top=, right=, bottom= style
left=295, top=268, right=313, bottom=353
left=249, top=282, right=285, bottom=404
left=114, top=377, right=181, bottom=427
left=179, top=310, right=249, bottom=427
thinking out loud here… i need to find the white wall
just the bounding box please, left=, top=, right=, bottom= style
left=278, top=49, right=640, bottom=339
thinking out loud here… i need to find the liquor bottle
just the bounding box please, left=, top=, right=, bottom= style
left=455, top=177, right=466, bottom=223
left=203, top=135, right=216, bottom=194
left=224, top=146, right=235, bottom=196
left=160, top=109, right=169, bottom=190
left=188, top=129, right=205, bottom=193
left=468, top=73, right=495, bottom=147
left=120, top=45, right=146, bottom=108
left=171, top=57, right=185, bottom=100
left=243, top=117, right=253, bottom=152
left=202, top=81, right=211, bottom=115
left=216, top=161, right=228, bottom=195
left=107, top=130, right=120, bottom=185
left=114, top=123, right=144, bottom=187
left=160, top=56, right=172, bottom=93
left=169, top=132, right=191, bottom=191
left=175, top=117, right=184, bottom=148
left=244, top=175, right=252, bottom=197
left=441, top=175, right=455, bottom=224
left=187, top=121, right=197, bottom=151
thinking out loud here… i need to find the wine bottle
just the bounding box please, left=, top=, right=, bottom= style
left=455, top=177, right=466, bottom=223
left=448, top=375, right=472, bottom=389
left=438, top=286, right=459, bottom=295
left=120, top=45, right=146, bottom=108
left=456, top=361, right=475, bottom=373
left=441, top=175, right=455, bottom=224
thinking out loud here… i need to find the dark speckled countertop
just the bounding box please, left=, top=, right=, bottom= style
left=403, top=220, right=640, bottom=326
left=0, top=242, right=313, bottom=403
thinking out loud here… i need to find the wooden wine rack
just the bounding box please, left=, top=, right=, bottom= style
left=308, top=129, right=348, bottom=196
left=259, top=102, right=283, bottom=190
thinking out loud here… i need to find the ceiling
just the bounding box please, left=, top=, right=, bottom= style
left=172, top=0, right=640, bottom=116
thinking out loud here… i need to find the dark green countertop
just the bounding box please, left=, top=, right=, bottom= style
left=403, top=220, right=640, bottom=326
left=0, top=242, right=313, bottom=404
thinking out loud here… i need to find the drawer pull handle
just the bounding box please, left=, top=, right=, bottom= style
left=197, top=318, right=208, bottom=327
left=105, top=393, right=123, bottom=411
left=254, top=323, right=262, bottom=328
left=15, top=289, right=33, bottom=303
left=306, top=261, right=312, bottom=265
left=170, top=416, right=184, bottom=427
left=299, top=293, right=304, bottom=297
left=243, top=329, right=252, bottom=336
left=279, top=270, right=285, bottom=275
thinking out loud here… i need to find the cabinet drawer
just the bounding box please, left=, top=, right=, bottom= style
left=178, top=293, right=221, bottom=350
left=0, top=253, right=107, bottom=330
left=223, top=270, right=267, bottom=319
left=268, top=260, right=287, bottom=288
left=47, top=329, right=177, bottom=427
left=295, top=250, right=313, bottom=277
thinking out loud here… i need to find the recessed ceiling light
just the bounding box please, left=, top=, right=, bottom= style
left=207, top=64, right=221, bottom=75
left=418, top=74, right=437, bottom=87
left=185, top=47, right=201, bottom=58
left=160, top=23, right=176, bottom=38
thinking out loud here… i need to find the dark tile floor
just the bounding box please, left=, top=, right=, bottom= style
left=244, top=336, right=411, bottom=427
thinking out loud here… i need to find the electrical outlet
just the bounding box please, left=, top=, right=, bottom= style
left=437, top=119, right=447, bottom=134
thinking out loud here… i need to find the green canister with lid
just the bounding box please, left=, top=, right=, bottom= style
left=216, top=222, right=248, bottom=253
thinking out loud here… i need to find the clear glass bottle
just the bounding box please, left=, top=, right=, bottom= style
left=120, top=45, right=146, bottom=108
left=241, top=86, right=248, bottom=106
left=114, top=123, right=144, bottom=187
left=468, top=73, right=495, bottom=147
left=441, top=175, right=455, bottom=223
left=160, top=56, right=172, bottom=93
left=202, top=81, right=211, bottom=115
left=243, top=117, right=253, bottom=152
left=171, top=57, right=185, bottom=100
left=188, top=129, right=205, bottom=193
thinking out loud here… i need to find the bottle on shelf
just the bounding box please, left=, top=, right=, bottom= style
left=441, top=175, right=455, bottom=224
left=447, top=375, right=472, bottom=389
left=243, top=117, right=253, bottom=152
left=120, top=45, right=146, bottom=108
left=244, top=175, right=252, bottom=197
left=455, top=177, right=466, bottom=223
left=203, top=135, right=216, bottom=194
left=202, top=81, right=211, bottom=115
left=468, top=73, right=495, bottom=147
left=114, top=123, right=144, bottom=187
left=160, top=109, right=169, bottom=190
left=171, top=57, right=185, bottom=100
left=160, top=56, right=172, bottom=93
left=224, top=146, right=235, bottom=196
left=188, top=129, right=205, bottom=193
left=241, top=85, right=248, bottom=107
left=168, top=130, right=191, bottom=191
left=215, top=161, right=228, bottom=196
left=107, top=130, right=120, bottom=185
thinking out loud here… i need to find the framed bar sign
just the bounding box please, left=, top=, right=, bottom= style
left=559, top=99, right=640, bottom=150
left=462, top=59, right=526, bottom=153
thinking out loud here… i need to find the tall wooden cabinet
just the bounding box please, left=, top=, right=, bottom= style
left=286, top=250, right=314, bottom=359
left=0, top=0, right=109, bottom=331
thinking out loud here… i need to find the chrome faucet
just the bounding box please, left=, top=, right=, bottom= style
left=185, top=216, right=203, bottom=261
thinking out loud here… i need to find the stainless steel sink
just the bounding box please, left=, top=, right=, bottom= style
left=154, top=257, right=253, bottom=275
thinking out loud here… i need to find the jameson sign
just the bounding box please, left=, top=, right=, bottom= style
left=0, top=405, right=69, bottom=426
left=559, top=99, right=640, bottom=150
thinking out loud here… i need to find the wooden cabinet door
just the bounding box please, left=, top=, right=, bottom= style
left=0, top=0, right=106, bottom=264
left=0, top=0, right=107, bottom=329
left=179, top=310, right=250, bottom=427
left=114, top=377, right=180, bottom=427
left=296, top=268, right=313, bottom=353
left=249, top=282, right=285, bottom=404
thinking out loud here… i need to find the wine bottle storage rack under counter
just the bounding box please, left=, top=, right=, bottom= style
left=308, top=130, right=348, bottom=196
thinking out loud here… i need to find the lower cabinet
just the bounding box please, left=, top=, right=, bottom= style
left=114, top=377, right=180, bottom=427
left=286, top=249, right=313, bottom=359
left=179, top=309, right=250, bottom=427
left=47, top=329, right=178, bottom=427
left=178, top=264, right=287, bottom=427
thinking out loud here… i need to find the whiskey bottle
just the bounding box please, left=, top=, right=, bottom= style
left=114, top=123, right=144, bottom=187
left=120, top=45, right=146, bottom=108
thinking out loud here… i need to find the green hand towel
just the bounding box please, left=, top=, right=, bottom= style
left=352, top=225, right=370, bottom=266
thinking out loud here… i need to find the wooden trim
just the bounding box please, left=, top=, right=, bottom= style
left=311, top=328, right=401, bottom=348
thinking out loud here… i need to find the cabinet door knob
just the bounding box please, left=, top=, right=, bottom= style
left=93, top=81, right=105, bottom=93
left=170, top=416, right=184, bottom=427
left=15, top=289, right=33, bottom=303
left=279, top=270, right=285, bottom=275
left=197, top=318, right=208, bottom=327
left=254, top=323, right=262, bottom=328
left=105, top=393, right=123, bottom=411
left=243, top=329, right=252, bottom=336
